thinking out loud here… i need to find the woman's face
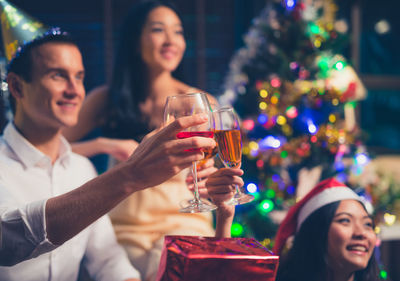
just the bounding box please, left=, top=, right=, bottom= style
left=140, top=6, right=186, bottom=73
left=327, top=200, right=376, bottom=275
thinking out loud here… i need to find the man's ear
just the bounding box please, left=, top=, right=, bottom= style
left=6, top=73, right=25, bottom=100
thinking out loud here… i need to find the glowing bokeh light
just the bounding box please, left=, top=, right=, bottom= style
left=289, top=62, right=298, bottom=70
left=259, top=136, right=281, bottom=149
left=272, top=174, right=280, bottom=182
left=266, top=189, right=276, bottom=198
left=375, top=19, right=390, bottom=35
left=259, top=89, right=268, bottom=98
left=276, top=115, right=287, bottom=125
left=285, top=0, right=296, bottom=9
left=310, top=23, right=320, bottom=34
left=242, top=119, right=255, bottom=131
left=336, top=172, right=347, bottom=183
left=249, top=141, right=259, bottom=151
left=231, top=222, right=244, bottom=236
left=287, top=185, right=295, bottom=195
left=334, top=61, right=345, bottom=71
left=355, top=153, right=369, bottom=165
left=258, top=114, right=268, bottom=125
left=286, top=106, right=298, bottom=118
left=250, top=149, right=258, bottom=157
left=380, top=270, right=388, bottom=280
left=384, top=213, right=396, bottom=226
left=246, top=183, right=258, bottom=193
left=259, top=102, right=268, bottom=110
left=271, top=78, right=281, bottom=88
left=318, top=56, right=330, bottom=71
left=259, top=199, right=274, bottom=214
left=307, top=120, right=317, bottom=134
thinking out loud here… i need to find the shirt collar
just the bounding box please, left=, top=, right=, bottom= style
left=3, top=122, right=72, bottom=169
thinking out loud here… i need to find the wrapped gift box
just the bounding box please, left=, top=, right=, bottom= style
left=156, top=235, right=279, bottom=281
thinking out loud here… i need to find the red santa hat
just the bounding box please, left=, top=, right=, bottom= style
left=272, top=177, right=363, bottom=255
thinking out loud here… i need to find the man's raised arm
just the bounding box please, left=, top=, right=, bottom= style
left=45, top=114, right=215, bottom=245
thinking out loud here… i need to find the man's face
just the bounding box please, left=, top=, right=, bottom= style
left=16, top=42, right=85, bottom=130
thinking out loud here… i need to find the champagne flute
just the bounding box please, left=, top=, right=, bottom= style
left=164, top=93, right=217, bottom=213
left=213, top=107, right=254, bottom=205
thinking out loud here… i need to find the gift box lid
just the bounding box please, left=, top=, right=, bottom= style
left=164, top=235, right=279, bottom=260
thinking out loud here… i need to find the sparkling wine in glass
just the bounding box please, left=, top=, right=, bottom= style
left=213, top=107, right=254, bottom=205
left=164, top=93, right=217, bottom=213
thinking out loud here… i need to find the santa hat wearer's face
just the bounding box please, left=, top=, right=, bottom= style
left=272, top=178, right=364, bottom=255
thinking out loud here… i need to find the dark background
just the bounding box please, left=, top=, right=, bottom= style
left=3, top=0, right=400, bottom=154
left=1, top=0, right=400, bottom=279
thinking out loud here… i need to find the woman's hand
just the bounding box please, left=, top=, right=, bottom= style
left=186, top=158, right=218, bottom=198
left=206, top=168, right=244, bottom=238
left=97, top=137, right=139, bottom=162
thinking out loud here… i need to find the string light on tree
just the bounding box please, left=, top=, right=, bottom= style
left=220, top=0, right=372, bottom=245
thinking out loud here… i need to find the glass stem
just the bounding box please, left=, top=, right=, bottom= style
left=192, top=162, right=200, bottom=203
left=234, top=184, right=241, bottom=198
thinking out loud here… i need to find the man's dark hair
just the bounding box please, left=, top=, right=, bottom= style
left=6, top=28, right=78, bottom=113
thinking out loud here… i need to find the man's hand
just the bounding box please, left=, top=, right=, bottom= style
left=122, top=114, right=216, bottom=192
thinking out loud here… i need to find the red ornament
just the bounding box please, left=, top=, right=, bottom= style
left=256, top=80, right=264, bottom=91
left=340, top=82, right=356, bottom=102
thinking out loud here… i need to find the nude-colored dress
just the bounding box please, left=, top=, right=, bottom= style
left=108, top=165, right=214, bottom=281
left=108, top=88, right=215, bottom=280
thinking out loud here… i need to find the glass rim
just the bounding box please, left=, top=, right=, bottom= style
left=213, top=106, right=235, bottom=112
left=166, top=92, right=206, bottom=100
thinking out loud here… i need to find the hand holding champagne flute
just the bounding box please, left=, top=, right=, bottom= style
left=213, top=107, right=254, bottom=205
left=164, top=93, right=217, bottom=213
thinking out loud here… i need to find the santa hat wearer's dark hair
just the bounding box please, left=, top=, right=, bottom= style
left=272, top=178, right=364, bottom=255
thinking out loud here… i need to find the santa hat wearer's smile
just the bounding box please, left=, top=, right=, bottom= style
left=272, top=178, right=364, bottom=255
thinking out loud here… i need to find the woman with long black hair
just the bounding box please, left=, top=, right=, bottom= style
left=63, top=1, right=218, bottom=280
left=206, top=176, right=380, bottom=281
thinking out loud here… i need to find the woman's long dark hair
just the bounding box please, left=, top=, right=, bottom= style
left=102, top=0, right=183, bottom=141
left=276, top=201, right=380, bottom=281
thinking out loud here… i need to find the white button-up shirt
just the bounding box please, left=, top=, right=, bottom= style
left=0, top=123, right=140, bottom=281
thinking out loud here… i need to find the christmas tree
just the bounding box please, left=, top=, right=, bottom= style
left=220, top=0, right=369, bottom=245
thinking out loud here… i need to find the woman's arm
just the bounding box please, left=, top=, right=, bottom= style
left=205, top=168, right=244, bottom=238
left=64, top=86, right=140, bottom=160
left=71, top=137, right=139, bottom=161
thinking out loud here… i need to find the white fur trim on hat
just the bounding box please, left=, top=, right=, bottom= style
left=296, top=187, right=362, bottom=231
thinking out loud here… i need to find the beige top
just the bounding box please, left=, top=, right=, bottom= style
left=108, top=168, right=214, bottom=251
left=108, top=87, right=216, bottom=251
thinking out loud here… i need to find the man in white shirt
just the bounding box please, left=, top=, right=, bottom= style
left=0, top=29, right=215, bottom=280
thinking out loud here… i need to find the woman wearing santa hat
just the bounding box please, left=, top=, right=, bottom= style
left=206, top=175, right=380, bottom=281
